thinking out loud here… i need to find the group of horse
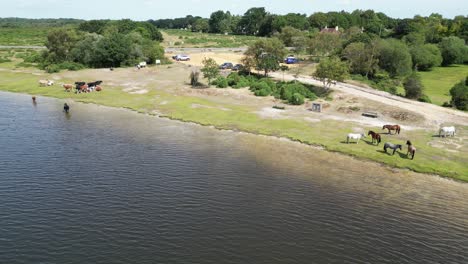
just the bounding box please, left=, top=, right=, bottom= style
left=346, top=124, right=456, bottom=160
left=62, top=81, right=103, bottom=93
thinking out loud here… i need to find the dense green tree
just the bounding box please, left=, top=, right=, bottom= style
left=377, top=39, right=412, bottom=77
left=70, top=33, right=102, bottom=66
left=276, top=26, right=306, bottom=48
left=308, top=12, right=328, bottom=30
left=342, top=42, right=378, bottom=76
left=307, top=32, right=343, bottom=56
left=243, top=38, right=287, bottom=76
left=439, top=36, right=467, bottom=66
left=78, top=20, right=109, bottom=34
left=193, top=18, right=209, bottom=32
left=403, top=72, right=424, bottom=99
left=313, top=56, right=349, bottom=89
left=449, top=77, right=468, bottom=110
left=238, top=7, right=268, bottom=35
left=208, top=10, right=231, bottom=33
left=201, top=57, right=220, bottom=85
left=94, top=33, right=132, bottom=67
left=410, top=44, right=442, bottom=71
left=44, top=28, right=79, bottom=63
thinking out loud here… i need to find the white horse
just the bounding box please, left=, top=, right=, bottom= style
left=439, top=126, right=456, bottom=137
left=346, top=133, right=365, bottom=144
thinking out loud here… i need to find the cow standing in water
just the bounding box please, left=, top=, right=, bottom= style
left=63, top=103, right=70, bottom=113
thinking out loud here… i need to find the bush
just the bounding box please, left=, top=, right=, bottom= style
left=404, top=72, right=423, bottom=99
left=45, top=64, right=61, bottom=73
left=227, top=72, right=241, bottom=86
left=289, top=93, right=305, bottom=105
left=214, top=76, right=228, bottom=88
left=450, top=78, right=468, bottom=110
left=250, top=81, right=272, bottom=96
left=417, top=94, right=432, bottom=103
left=233, top=78, right=250, bottom=88
left=280, top=83, right=317, bottom=102
left=58, top=62, right=85, bottom=71
left=0, top=57, right=12, bottom=63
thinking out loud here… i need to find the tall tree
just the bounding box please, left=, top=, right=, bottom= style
left=238, top=7, right=267, bottom=35
left=44, top=28, right=79, bottom=63
left=313, top=56, right=349, bottom=89
left=439, top=36, right=467, bottom=66
left=377, top=39, right=413, bottom=77
left=201, top=57, right=220, bottom=85
left=243, top=38, right=287, bottom=76
left=403, top=72, right=424, bottom=99
left=410, top=44, right=442, bottom=71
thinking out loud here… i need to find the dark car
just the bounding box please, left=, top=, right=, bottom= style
left=231, top=64, right=243, bottom=71
left=219, top=62, right=234, bottom=69
left=284, top=56, right=299, bottom=64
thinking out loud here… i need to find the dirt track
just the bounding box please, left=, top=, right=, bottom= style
left=269, top=72, right=468, bottom=128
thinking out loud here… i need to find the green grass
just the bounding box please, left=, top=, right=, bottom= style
left=0, top=27, right=52, bottom=46
left=419, top=65, right=468, bottom=106
left=0, top=70, right=467, bottom=182
left=162, top=29, right=261, bottom=48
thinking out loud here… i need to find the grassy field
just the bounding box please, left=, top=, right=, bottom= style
left=0, top=27, right=52, bottom=46
left=0, top=62, right=466, bottom=181
left=419, top=65, right=468, bottom=106
left=162, top=29, right=261, bottom=48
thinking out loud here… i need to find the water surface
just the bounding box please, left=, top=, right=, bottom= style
left=0, top=92, right=467, bottom=263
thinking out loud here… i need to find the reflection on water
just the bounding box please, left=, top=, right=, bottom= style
left=0, top=92, right=467, bottom=264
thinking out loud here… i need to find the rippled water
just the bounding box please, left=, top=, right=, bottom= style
left=0, top=92, right=467, bottom=264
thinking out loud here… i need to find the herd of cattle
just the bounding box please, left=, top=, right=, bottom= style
left=39, top=79, right=103, bottom=93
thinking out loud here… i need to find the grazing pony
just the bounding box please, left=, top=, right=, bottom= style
left=63, top=103, right=70, bottom=113
left=406, top=140, right=416, bottom=160
left=383, top=124, right=401, bottom=134
left=346, top=133, right=365, bottom=144
left=439, top=126, right=455, bottom=137
left=367, top=130, right=381, bottom=145
left=383, top=142, right=402, bottom=155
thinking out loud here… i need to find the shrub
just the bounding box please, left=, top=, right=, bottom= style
left=289, top=93, right=305, bottom=105
left=404, top=72, right=423, bottom=99
left=450, top=78, right=468, bottom=110
left=45, top=64, right=61, bottom=73
left=58, top=62, right=85, bottom=71
left=227, top=72, right=241, bottom=86
left=0, top=57, right=12, bottom=63
left=214, top=76, right=228, bottom=88
left=250, top=81, right=272, bottom=96
left=280, top=83, right=317, bottom=102
left=417, top=94, right=432, bottom=103
left=233, top=78, right=250, bottom=89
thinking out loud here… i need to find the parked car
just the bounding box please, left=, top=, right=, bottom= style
left=219, top=62, right=234, bottom=69
left=284, top=56, right=299, bottom=64
left=173, top=54, right=190, bottom=61
left=232, top=64, right=243, bottom=71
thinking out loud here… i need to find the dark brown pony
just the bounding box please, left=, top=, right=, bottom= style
left=367, top=130, right=381, bottom=145
left=383, top=124, right=400, bottom=134
left=406, top=140, right=416, bottom=160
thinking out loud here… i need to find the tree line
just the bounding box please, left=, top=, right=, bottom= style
left=39, top=19, right=165, bottom=72
left=150, top=8, right=468, bottom=41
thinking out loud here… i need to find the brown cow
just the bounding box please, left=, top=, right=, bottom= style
left=63, top=84, right=73, bottom=92
left=95, top=85, right=102, bottom=91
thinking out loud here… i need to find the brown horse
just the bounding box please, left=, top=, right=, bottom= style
left=406, top=140, right=416, bottom=160
left=367, top=130, right=381, bottom=145
left=383, top=124, right=400, bottom=134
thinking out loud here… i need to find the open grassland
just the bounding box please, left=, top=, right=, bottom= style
left=0, top=63, right=466, bottom=182
left=419, top=65, right=468, bottom=106
left=0, top=27, right=52, bottom=46
left=162, top=29, right=261, bottom=48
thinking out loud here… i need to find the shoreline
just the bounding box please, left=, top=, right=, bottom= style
left=1, top=90, right=462, bottom=183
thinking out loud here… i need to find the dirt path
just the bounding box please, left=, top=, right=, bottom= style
left=269, top=72, right=468, bottom=128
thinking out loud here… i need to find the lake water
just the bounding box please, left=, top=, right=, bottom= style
left=0, top=92, right=467, bottom=264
